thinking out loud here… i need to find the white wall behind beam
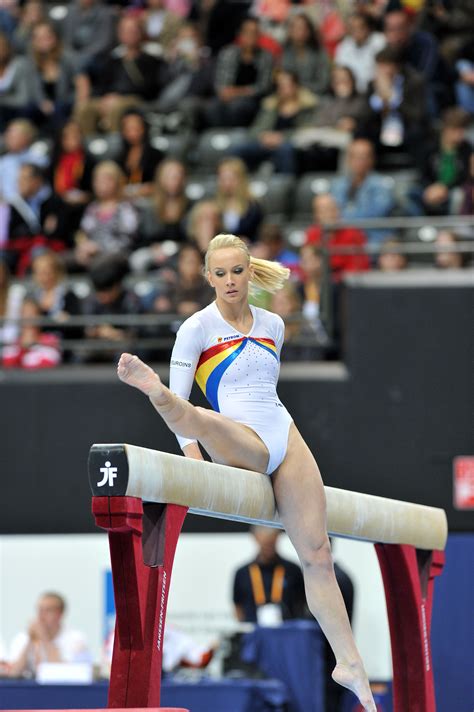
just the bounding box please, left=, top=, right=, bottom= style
left=0, top=532, right=391, bottom=679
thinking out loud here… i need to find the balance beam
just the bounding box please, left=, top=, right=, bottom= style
left=88, top=443, right=447, bottom=712
left=88, top=443, right=447, bottom=551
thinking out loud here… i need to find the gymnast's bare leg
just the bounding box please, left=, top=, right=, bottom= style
left=117, top=353, right=270, bottom=473
left=272, top=423, right=376, bottom=711
left=117, top=353, right=376, bottom=712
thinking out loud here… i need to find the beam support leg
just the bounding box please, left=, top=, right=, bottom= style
left=375, top=543, right=445, bottom=712
left=92, top=496, right=188, bottom=708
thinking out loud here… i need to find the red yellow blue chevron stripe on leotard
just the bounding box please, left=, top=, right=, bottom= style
left=195, top=337, right=278, bottom=412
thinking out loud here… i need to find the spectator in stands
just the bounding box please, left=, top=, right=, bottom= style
left=133, top=158, right=189, bottom=271
left=233, top=526, right=307, bottom=623
left=75, top=161, right=139, bottom=269
left=334, top=12, right=386, bottom=93
left=200, top=0, right=251, bottom=56
left=208, top=16, right=273, bottom=127
left=455, top=39, right=474, bottom=115
left=49, top=120, right=93, bottom=231
left=270, top=281, right=325, bottom=361
left=0, top=34, right=31, bottom=130
left=306, top=192, right=371, bottom=276
left=6, top=164, right=70, bottom=275
left=75, top=15, right=165, bottom=135
left=25, top=22, right=78, bottom=129
left=27, top=251, right=82, bottom=344
left=148, top=243, right=214, bottom=318
left=314, top=65, right=369, bottom=133
left=82, top=254, right=142, bottom=362
left=0, top=0, right=19, bottom=41
left=354, top=0, right=390, bottom=28
left=298, top=242, right=323, bottom=331
left=408, top=107, right=472, bottom=216
left=2, top=295, right=62, bottom=367
left=62, top=0, right=115, bottom=74
left=12, top=0, right=46, bottom=54
left=0, top=119, right=49, bottom=201
left=330, top=138, right=395, bottom=245
left=418, top=0, right=474, bottom=64
left=298, top=65, right=369, bottom=172
left=281, top=13, right=330, bottom=96
left=138, top=0, right=182, bottom=54
left=254, top=223, right=299, bottom=273
left=8, top=592, right=90, bottom=675
left=187, top=199, right=223, bottom=255
left=157, top=23, right=215, bottom=126
left=383, top=9, right=447, bottom=114
left=0, top=257, right=24, bottom=354
left=377, top=237, right=407, bottom=271
left=434, top=230, right=469, bottom=269
left=116, top=109, right=164, bottom=202
left=215, top=157, right=263, bottom=241
left=364, top=47, right=428, bottom=162
left=230, top=70, right=318, bottom=174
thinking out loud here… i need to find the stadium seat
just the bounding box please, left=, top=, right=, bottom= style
left=249, top=174, right=295, bottom=218
left=383, top=169, right=418, bottom=215
left=185, top=175, right=217, bottom=202
left=293, top=173, right=335, bottom=220
left=282, top=222, right=311, bottom=249
left=196, top=129, right=249, bottom=170
left=30, top=138, right=53, bottom=162
left=86, top=134, right=122, bottom=161
left=150, top=132, right=196, bottom=161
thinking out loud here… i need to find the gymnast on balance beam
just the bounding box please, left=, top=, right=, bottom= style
left=117, top=233, right=377, bottom=712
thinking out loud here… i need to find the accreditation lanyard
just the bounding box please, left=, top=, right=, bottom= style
left=249, top=563, right=285, bottom=607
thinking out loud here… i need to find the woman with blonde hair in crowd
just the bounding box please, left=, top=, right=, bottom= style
left=130, top=159, right=189, bottom=273
left=117, top=233, right=377, bottom=712
left=28, top=250, right=82, bottom=324
left=75, top=161, right=139, bottom=269
left=231, top=69, right=318, bottom=175
left=215, top=158, right=263, bottom=242
left=186, top=200, right=223, bottom=255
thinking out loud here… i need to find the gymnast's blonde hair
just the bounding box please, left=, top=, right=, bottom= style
left=205, top=234, right=290, bottom=294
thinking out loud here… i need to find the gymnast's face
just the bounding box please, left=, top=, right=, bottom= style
left=207, top=248, right=253, bottom=305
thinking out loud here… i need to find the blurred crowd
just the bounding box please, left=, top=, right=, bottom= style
left=0, top=0, right=472, bottom=367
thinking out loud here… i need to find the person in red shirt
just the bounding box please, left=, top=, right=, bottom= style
left=305, top=193, right=370, bottom=281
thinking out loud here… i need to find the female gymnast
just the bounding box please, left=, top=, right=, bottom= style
left=117, top=233, right=376, bottom=711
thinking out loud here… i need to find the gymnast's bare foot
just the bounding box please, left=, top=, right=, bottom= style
left=332, top=662, right=376, bottom=712
left=117, top=353, right=167, bottom=403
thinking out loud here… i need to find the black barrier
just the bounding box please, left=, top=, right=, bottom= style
left=1, top=273, right=472, bottom=534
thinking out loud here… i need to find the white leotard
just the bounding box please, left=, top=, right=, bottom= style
left=169, top=301, right=293, bottom=474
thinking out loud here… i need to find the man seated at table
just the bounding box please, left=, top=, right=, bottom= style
left=233, top=526, right=307, bottom=624
left=7, top=592, right=91, bottom=678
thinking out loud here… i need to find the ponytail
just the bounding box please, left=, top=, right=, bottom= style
left=249, top=256, right=290, bottom=293
left=205, top=233, right=290, bottom=294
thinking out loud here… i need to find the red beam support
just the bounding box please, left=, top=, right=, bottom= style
left=92, top=496, right=188, bottom=709
left=375, top=544, right=445, bottom=712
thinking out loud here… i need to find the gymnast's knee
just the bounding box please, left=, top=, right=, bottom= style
left=298, top=536, right=333, bottom=573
